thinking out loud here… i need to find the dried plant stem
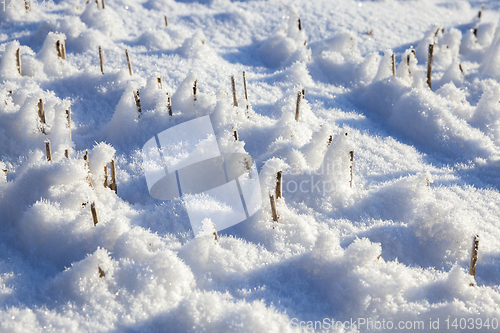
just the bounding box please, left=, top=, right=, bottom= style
left=233, top=127, right=239, bottom=141
left=213, top=223, right=219, bottom=243
left=99, top=46, right=104, bottom=74
left=295, top=91, right=302, bottom=121
left=99, top=266, right=105, bottom=278
left=391, top=53, right=396, bottom=76
left=133, top=89, right=142, bottom=116
left=104, top=165, right=109, bottom=188
left=125, top=49, right=133, bottom=76
left=270, top=194, right=278, bottom=222
left=91, top=202, right=99, bottom=226
left=84, top=150, right=94, bottom=189
left=45, top=141, right=52, bottom=161
left=434, top=27, right=440, bottom=38
left=427, top=43, right=434, bottom=89
left=56, top=40, right=65, bottom=59
left=168, top=95, right=172, bottom=116
left=327, top=135, right=333, bottom=147
left=243, top=71, right=249, bottom=111
left=25, top=1, right=30, bottom=12
left=16, top=48, right=21, bottom=75
left=193, top=80, right=197, bottom=102
left=406, top=54, right=412, bottom=78
left=164, top=15, right=168, bottom=26
left=38, top=99, right=46, bottom=133
left=102, top=0, right=106, bottom=9
left=459, top=62, right=465, bottom=74
left=157, top=77, right=163, bottom=90
left=349, top=150, right=354, bottom=188
left=469, top=235, right=480, bottom=286
left=66, top=107, right=71, bottom=139
left=61, top=40, right=66, bottom=60
left=64, top=149, right=69, bottom=159
left=110, top=158, right=117, bottom=194
left=276, top=171, right=283, bottom=199
left=231, top=75, right=238, bottom=107
left=298, top=18, right=302, bottom=31
left=38, top=98, right=45, bottom=124
left=302, top=88, right=305, bottom=99
left=56, top=41, right=61, bottom=58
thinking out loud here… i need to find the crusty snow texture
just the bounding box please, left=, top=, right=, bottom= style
left=1, top=0, right=500, bottom=332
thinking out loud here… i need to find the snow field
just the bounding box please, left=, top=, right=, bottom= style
left=1, top=0, right=500, bottom=332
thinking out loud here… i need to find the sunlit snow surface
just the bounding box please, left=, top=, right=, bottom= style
left=1, top=0, right=500, bottom=331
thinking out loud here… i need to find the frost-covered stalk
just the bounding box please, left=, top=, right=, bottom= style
left=104, top=165, right=109, bottom=188
left=168, top=95, right=172, bottom=116
left=66, top=107, right=71, bottom=139
left=16, top=48, right=21, bottom=75
left=56, top=41, right=62, bottom=59
left=164, top=15, right=168, bottom=26
left=212, top=224, right=219, bottom=243
left=64, top=149, right=69, bottom=159
left=110, top=159, right=117, bottom=194
left=157, top=77, right=163, bottom=90
left=459, top=62, right=465, bottom=74
left=391, top=53, right=396, bottom=76
left=24, top=1, right=30, bottom=12
left=243, top=71, right=249, bottom=111
left=38, top=99, right=46, bottom=134
left=406, top=54, right=412, bottom=78
left=95, top=0, right=99, bottom=9
left=193, top=80, right=197, bottom=102
left=38, top=99, right=45, bottom=123
left=327, top=135, right=333, bottom=147
left=84, top=150, right=94, bottom=189
left=427, top=43, right=434, bottom=89
left=434, top=27, right=440, bottom=39
left=62, top=40, right=66, bottom=60
left=233, top=127, right=239, bottom=141
left=231, top=75, right=238, bottom=107
left=2, top=169, right=7, bottom=178
left=298, top=18, right=302, bottom=31
left=125, top=49, right=133, bottom=76
left=270, top=194, right=278, bottom=222
left=478, top=5, right=484, bottom=20
left=45, top=140, right=52, bottom=162
left=349, top=150, right=354, bottom=188
left=276, top=171, right=283, bottom=199
left=302, top=88, right=305, bottom=99
left=99, top=267, right=105, bottom=278
left=102, top=0, right=106, bottom=10
left=99, top=46, right=104, bottom=74
left=133, top=89, right=142, bottom=116
left=56, top=40, right=64, bottom=60
left=295, top=91, right=302, bottom=121
left=91, top=202, right=99, bottom=226
left=468, top=235, right=479, bottom=285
